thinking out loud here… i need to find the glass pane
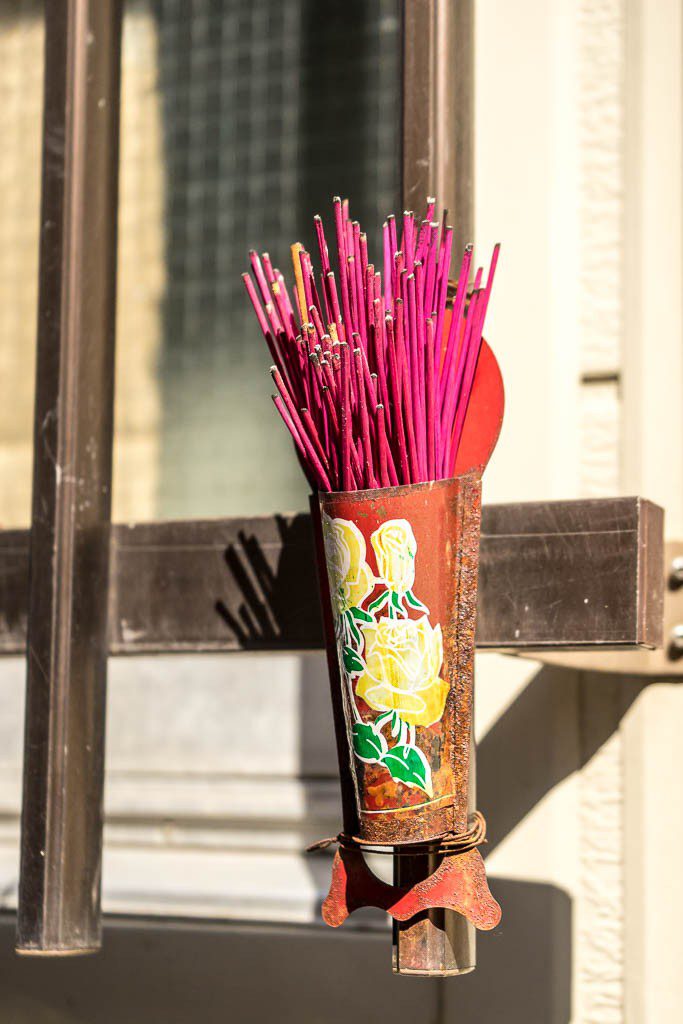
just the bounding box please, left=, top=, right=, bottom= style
left=113, top=0, right=401, bottom=521
left=0, top=2, right=43, bottom=528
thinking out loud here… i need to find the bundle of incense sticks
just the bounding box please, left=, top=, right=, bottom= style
left=242, top=196, right=499, bottom=493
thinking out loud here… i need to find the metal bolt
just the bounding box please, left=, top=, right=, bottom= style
left=668, top=624, right=683, bottom=658
left=671, top=556, right=683, bottom=585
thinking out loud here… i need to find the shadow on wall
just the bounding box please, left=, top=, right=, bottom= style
left=448, top=878, right=572, bottom=1023
left=0, top=916, right=433, bottom=1024
left=478, top=665, right=645, bottom=857
left=215, top=514, right=323, bottom=649
left=0, top=883, right=570, bottom=1024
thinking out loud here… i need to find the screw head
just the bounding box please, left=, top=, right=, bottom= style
left=668, top=624, right=683, bottom=658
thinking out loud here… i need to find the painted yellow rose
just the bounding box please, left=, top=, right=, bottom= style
left=322, top=514, right=374, bottom=616
left=371, top=519, right=417, bottom=595
left=355, top=616, right=448, bottom=727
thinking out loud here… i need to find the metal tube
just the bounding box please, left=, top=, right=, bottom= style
left=399, top=0, right=475, bottom=975
left=392, top=737, right=477, bottom=976
left=17, top=0, right=122, bottom=955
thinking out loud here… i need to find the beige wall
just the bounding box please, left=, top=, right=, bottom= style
left=0, top=6, right=42, bottom=526
left=476, top=0, right=683, bottom=1022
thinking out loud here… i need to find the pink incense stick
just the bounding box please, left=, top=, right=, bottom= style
left=298, top=249, right=314, bottom=315
left=376, top=404, right=390, bottom=487
left=354, top=347, right=377, bottom=488
left=272, top=396, right=318, bottom=490
left=242, top=272, right=271, bottom=337
left=271, top=374, right=332, bottom=492
left=372, top=299, right=391, bottom=414
left=359, top=232, right=369, bottom=289
left=325, top=271, right=342, bottom=328
left=354, top=334, right=378, bottom=414
left=261, top=253, right=276, bottom=285
left=309, top=271, right=325, bottom=326
left=425, top=316, right=436, bottom=480
left=374, top=271, right=382, bottom=307
left=433, top=225, right=453, bottom=354
left=424, top=222, right=439, bottom=314
left=439, top=244, right=473, bottom=408
left=340, top=342, right=353, bottom=490
left=270, top=283, right=295, bottom=344
left=243, top=274, right=296, bottom=394
left=415, top=220, right=430, bottom=264
left=301, top=406, right=331, bottom=477
left=249, top=251, right=273, bottom=308
left=352, top=248, right=368, bottom=349
left=365, top=264, right=375, bottom=332
left=393, top=249, right=404, bottom=305
left=383, top=221, right=393, bottom=311
left=334, top=199, right=354, bottom=337
left=387, top=213, right=398, bottom=262
left=347, top=255, right=359, bottom=339
left=402, top=210, right=415, bottom=267
left=314, top=214, right=331, bottom=275
left=274, top=271, right=297, bottom=333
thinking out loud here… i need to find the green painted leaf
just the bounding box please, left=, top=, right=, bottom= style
left=368, top=590, right=390, bottom=614
left=405, top=589, right=429, bottom=613
left=374, top=711, right=394, bottom=732
left=343, top=645, right=364, bottom=674
left=381, top=744, right=433, bottom=797
left=353, top=722, right=388, bottom=763
left=345, top=611, right=362, bottom=646
left=350, top=606, right=373, bottom=623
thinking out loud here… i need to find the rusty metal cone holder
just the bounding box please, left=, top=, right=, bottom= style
left=309, top=472, right=501, bottom=976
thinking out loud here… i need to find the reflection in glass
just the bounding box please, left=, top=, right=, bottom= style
left=114, top=0, right=400, bottom=520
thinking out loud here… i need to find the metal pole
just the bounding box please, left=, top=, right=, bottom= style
left=401, top=0, right=474, bottom=242
left=396, top=0, right=475, bottom=975
left=17, top=0, right=122, bottom=955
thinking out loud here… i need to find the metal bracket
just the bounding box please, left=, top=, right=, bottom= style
left=528, top=540, right=681, bottom=676
left=0, top=497, right=665, bottom=658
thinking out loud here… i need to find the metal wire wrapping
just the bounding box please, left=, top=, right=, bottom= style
left=306, top=809, right=487, bottom=857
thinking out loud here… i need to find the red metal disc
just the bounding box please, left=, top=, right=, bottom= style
left=453, top=339, right=504, bottom=476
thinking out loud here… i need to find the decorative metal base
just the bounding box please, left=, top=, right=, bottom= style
left=321, top=845, right=501, bottom=931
